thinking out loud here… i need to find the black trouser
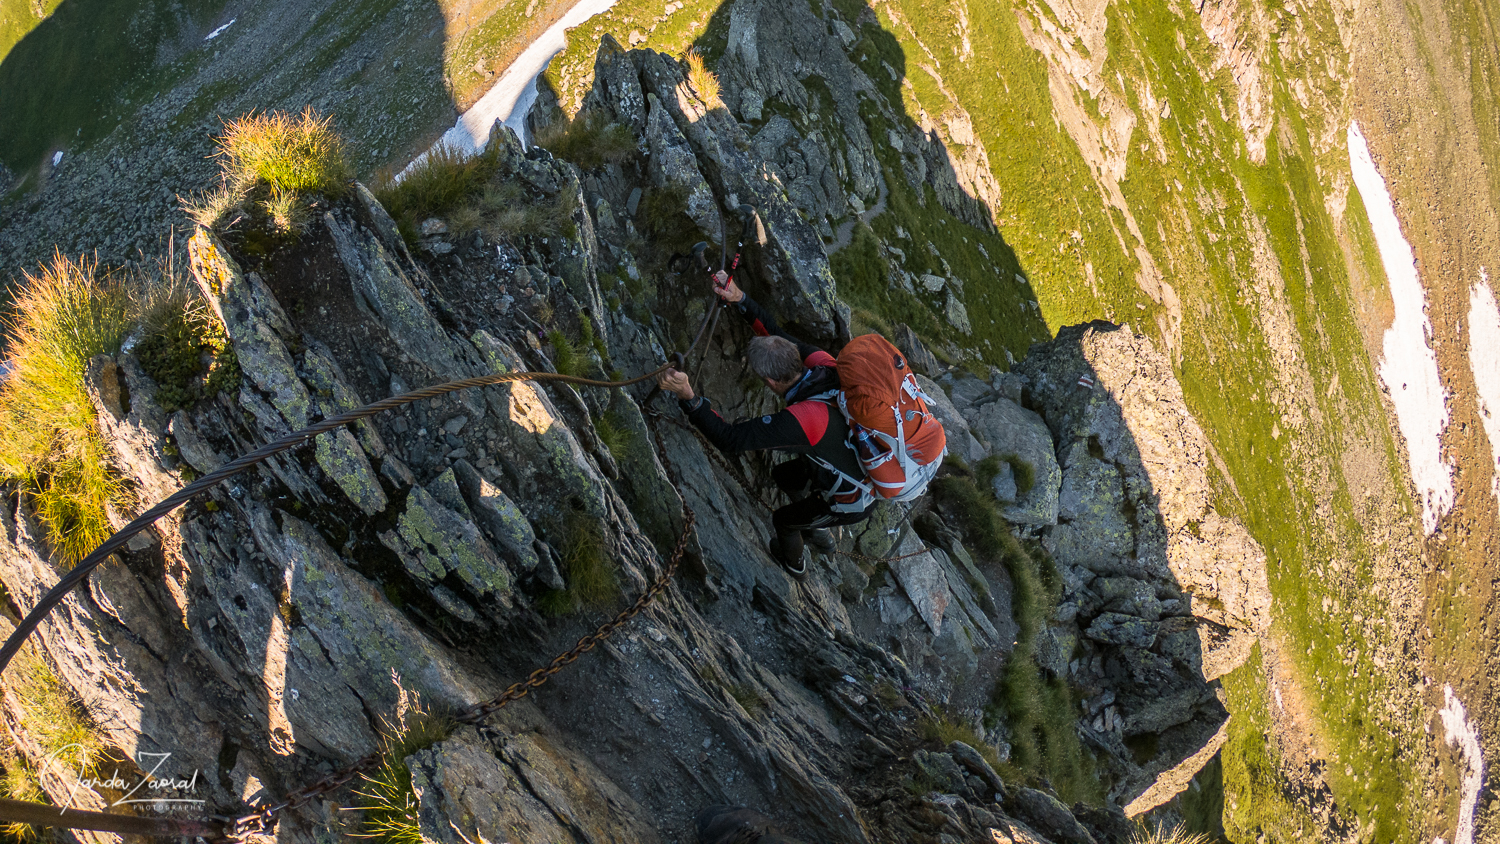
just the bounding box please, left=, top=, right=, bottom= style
left=770, top=457, right=874, bottom=558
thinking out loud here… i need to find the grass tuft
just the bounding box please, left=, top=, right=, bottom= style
left=0, top=253, right=134, bottom=565
left=682, top=47, right=721, bottom=106
left=0, top=748, right=45, bottom=842
left=546, top=330, right=586, bottom=378
left=919, top=708, right=1001, bottom=769
left=729, top=684, right=767, bottom=719
left=354, top=672, right=456, bottom=844
left=1130, top=822, right=1213, bottom=844
left=534, top=112, right=637, bottom=171
left=5, top=641, right=103, bottom=773
left=975, top=453, right=1035, bottom=495
left=217, top=108, right=352, bottom=197
left=184, top=108, right=351, bottom=233
left=375, top=143, right=497, bottom=242
left=639, top=183, right=703, bottom=255
left=537, top=511, right=618, bottom=616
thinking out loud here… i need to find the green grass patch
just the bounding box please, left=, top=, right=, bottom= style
left=1218, top=647, right=1317, bottom=842
left=0, top=254, right=135, bottom=565
left=354, top=676, right=456, bottom=844
left=534, top=112, right=636, bottom=171
left=537, top=510, right=618, bottom=615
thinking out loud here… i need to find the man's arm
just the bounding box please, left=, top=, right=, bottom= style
left=711, top=272, right=831, bottom=366
left=683, top=396, right=830, bottom=455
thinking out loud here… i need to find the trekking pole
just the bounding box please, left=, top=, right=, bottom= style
left=690, top=205, right=760, bottom=383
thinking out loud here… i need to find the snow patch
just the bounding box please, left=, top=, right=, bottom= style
left=1435, top=685, right=1484, bottom=844
left=1347, top=121, right=1453, bottom=534
left=400, top=0, right=619, bottom=180
left=1470, top=269, right=1500, bottom=502
left=204, top=18, right=236, bottom=41
left=51, top=151, right=62, bottom=167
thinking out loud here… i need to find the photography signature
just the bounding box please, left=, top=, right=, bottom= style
left=43, top=746, right=206, bottom=812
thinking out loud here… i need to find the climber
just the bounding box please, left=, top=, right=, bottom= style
left=656, top=271, right=875, bottom=577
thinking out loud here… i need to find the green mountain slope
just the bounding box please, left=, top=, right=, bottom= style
left=542, top=0, right=1439, bottom=839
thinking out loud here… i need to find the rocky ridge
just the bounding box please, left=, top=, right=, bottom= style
left=0, top=10, right=1270, bottom=844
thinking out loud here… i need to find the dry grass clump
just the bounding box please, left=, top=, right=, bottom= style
left=354, top=672, right=455, bottom=844
left=5, top=641, right=103, bottom=770
left=0, top=253, right=134, bottom=564
left=683, top=47, right=721, bottom=106
left=533, top=112, right=636, bottom=171
left=1130, top=823, right=1213, bottom=844
left=373, top=143, right=578, bottom=246
left=536, top=511, right=618, bottom=616
left=183, top=108, right=351, bottom=234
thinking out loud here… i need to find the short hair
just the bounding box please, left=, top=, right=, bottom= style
left=747, top=335, right=804, bottom=383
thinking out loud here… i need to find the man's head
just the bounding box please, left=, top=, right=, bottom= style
left=747, top=336, right=804, bottom=396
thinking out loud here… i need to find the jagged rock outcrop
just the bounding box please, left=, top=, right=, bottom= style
left=0, top=12, right=1268, bottom=844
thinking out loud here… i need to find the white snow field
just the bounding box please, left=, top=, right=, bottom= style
left=1348, top=121, right=1454, bottom=534
left=1433, top=685, right=1485, bottom=844
left=400, top=0, right=620, bottom=180
left=1468, top=270, right=1500, bottom=501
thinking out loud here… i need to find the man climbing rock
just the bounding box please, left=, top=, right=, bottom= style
left=657, top=271, right=874, bottom=577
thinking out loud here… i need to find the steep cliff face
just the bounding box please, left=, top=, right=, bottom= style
left=0, top=15, right=1273, bottom=844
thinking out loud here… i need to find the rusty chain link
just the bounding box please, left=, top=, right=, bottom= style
left=216, top=506, right=697, bottom=841
left=648, top=398, right=934, bottom=566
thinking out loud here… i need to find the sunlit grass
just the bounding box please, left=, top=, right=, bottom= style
left=183, top=108, right=351, bottom=232
left=0, top=253, right=134, bottom=565
left=354, top=673, right=455, bottom=844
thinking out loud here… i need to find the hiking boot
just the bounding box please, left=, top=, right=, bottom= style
left=803, top=528, right=836, bottom=556
left=769, top=536, right=808, bottom=578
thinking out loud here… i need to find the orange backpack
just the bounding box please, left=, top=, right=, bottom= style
left=834, top=334, right=949, bottom=501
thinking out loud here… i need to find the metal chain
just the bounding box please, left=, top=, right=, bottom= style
left=219, top=507, right=697, bottom=842
left=649, top=410, right=776, bottom=511
left=650, top=404, right=935, bottom=565
left=453, top=506, right=696, bottom=724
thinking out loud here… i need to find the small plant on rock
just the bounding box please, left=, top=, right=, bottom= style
left=355, top=671, right=455, bottom=844
left=682, top=47, right=721, bottom=107
left=534, top=112, right=636, bottom=171
left=184, top=108, right=352, bottom=234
